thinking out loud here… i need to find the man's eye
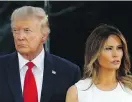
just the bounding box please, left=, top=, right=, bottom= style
left=24, top=29, right=32, bottom=33
left=12, top=29, right=19, bottom=33
left=12, top=29, right=17, bottom=31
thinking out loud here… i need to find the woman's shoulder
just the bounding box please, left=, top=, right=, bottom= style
left=119, top=83, right=132, bottom=95
left=124, top=86, right=132, bottom=95
left=66, top=85, right=78, bottom=102
left=75, top=78, right=92, bottom=90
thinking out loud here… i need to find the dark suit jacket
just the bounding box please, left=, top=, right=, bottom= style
left=0, top=51, right=81, bottom=102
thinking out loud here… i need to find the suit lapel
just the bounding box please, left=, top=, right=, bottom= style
left=40, top=52, right=56, bottom=102
left=5, top=52, right=23, bottom=102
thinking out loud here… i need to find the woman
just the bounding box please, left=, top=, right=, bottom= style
left=66, top=24, right=132, bottom=102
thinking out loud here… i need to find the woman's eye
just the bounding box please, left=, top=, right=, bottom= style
left=105, top=47, right=112, bottom=50
left=117, top=46, right=123, bottom=50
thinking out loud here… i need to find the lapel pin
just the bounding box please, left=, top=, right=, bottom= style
left=52, top=70, right=56, bottom=74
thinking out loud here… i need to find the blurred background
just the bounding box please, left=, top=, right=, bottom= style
left=0, top=1, right=132, bottom=73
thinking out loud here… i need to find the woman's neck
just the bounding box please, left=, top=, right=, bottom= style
left=94, top=69, right=118, bottom=91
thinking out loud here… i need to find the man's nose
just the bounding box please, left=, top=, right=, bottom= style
left=17, top=31, right=25, bottom=40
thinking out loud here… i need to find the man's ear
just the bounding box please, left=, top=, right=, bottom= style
left=42, top=29, right=50, bottom=43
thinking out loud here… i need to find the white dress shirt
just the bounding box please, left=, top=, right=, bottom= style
left=18, top=49, right=45, bottom=102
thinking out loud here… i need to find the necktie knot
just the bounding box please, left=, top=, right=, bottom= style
left=26, top=62, right=34, bottom=70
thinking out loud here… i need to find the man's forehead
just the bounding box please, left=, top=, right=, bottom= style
left=13, top=20, right=35, bottom=24
left=12, top=20, right=39, bottom=28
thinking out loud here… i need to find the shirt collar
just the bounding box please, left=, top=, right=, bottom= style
left=18, top=49, right=45, bottom=71
left=32, top=49, right=45, bottom=70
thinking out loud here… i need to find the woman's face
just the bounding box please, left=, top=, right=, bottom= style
left=98, top=35, right=123, bottom=71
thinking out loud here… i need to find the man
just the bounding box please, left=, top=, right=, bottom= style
left=0, top=6, right=81, bottom=102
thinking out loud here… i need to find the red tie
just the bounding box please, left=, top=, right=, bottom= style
left=23, top=62, right=38, bottom=102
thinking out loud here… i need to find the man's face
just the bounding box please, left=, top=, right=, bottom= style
left=12, top=19, right=46, bottom=55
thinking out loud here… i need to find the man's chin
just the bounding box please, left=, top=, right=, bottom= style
left=17, top=49, right=30, bottom=55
